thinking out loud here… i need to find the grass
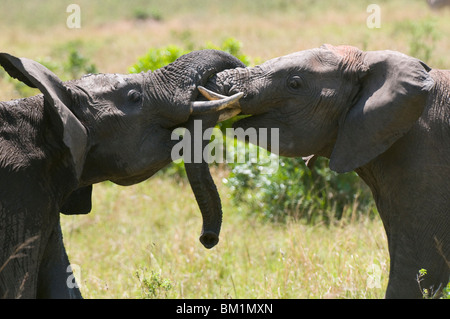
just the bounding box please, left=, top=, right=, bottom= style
left=1, top=0, right=449, bottom=298
left=0, top=1, right=449, bottom=83
left=61, top=171, right=388, bottom=299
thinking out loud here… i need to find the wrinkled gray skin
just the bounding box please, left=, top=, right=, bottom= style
left=0, top=50, right=244, bottom=298
left=205, top=44, right=450, bottom=298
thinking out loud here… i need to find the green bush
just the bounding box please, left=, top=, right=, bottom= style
left=394, top=17, right=440, bottom=64
left=3, top=44, right=98, bottom=97
left=64, top=49, right=98, bottom=79
left=225, top=151, right=375, bottom=224
left=132, top=8, right=163, bottom=21
left=129, top=37, right=251, bottom=74
left=417, top=268, right=450, bottom=299
left=135, top=269, right=173, bottom=299
left=201, top=37, right=252, bottom=67
left=129, top=45, right=189, bottom=73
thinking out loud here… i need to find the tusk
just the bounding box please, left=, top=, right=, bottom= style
left=190, top=89, right=243, bottom=115
left=217, top=108, right=242, bottom=122
left=302, top=154, right=318, bottom=169
left=197, top=86, right=229, bottom=101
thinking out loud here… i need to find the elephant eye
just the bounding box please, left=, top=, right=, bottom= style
left=128, top=89, right=142, bottom=103
left=288, top=76, right=302, bottom=90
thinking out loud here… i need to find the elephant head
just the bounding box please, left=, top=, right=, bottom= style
left=203, top=44, right=434, bottom=172
left=0, top=50, right=244, bottom=249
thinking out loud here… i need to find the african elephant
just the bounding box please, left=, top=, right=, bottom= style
left=202, top=44, right=450, bottom=298
left=0, top=49, right=244, bottom=298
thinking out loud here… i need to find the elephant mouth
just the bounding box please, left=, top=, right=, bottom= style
left=197, top=86, right=274, bottom=131
left=192, top=88, right=243, bottom=115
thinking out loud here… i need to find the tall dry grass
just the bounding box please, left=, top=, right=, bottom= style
left=61, top=173, right=388, bottom=299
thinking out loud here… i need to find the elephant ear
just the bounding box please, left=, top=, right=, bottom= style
left=329, top=49, right=435, bottom=173
left=0, top=52, right=87, bottom=178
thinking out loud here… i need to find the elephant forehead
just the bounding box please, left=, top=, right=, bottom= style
left=263, top=49, right=337, bottom=73
left=77, top=73, right=141, bottom=91
left=264, top=51, right=312, bottom=68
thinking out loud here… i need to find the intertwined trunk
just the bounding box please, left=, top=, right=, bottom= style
left=183, top=114, right=222, bottom=249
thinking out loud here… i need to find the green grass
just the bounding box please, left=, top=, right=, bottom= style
left=61, top=172, right=388, bottom=299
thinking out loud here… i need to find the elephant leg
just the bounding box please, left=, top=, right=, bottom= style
left=385, top=258, right=423, bottom=298
left=37, top=221, right=82, bottom=299
left=386, top=255, right=449, bottom=298
left=0, top=246, right=40, bottom=299
left=385, top=228, right=450, bottom=299
left=0, top=210, right=41, bottom=299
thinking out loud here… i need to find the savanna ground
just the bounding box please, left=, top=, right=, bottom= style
left=1, top=0, right=449, bottom=299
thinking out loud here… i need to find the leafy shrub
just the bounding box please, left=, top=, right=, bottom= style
left=201, top=37, right=252, bottom=67
left=129, top=45, right=189, bottom=73
left=64, top=49, right=98, bottom=79
left=417, top=268, right=450, bottom=299
left=443, top=281, right=450, bottom=299
left=132, top=8, right=163, bottom=21
left=135, top=269, right=173, bottom=298
left=225, top=151, right=375, bottom=224
left=394, top=17, right=440, bottom=63
left=3, top=45, right=97, bottom=97
left=129, top=37, right=251, bottom=74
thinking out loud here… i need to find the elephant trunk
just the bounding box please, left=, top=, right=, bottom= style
left=203, top=65, right=267, bottom=115
left=185, top=65, right=268, bottom=249
left=147, top=50, right=246, bottom=124
left=146, top=50, right=246, bottom=249
left=184, top=114, right=223, bottom=249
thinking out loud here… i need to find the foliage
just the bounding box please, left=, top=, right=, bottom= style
left=63, top=48, right=98, bottom=79
left=3, top=42, right=97, bottom=97
left=417, top=268, right=450, bottom=299
left=129, top=37, right=251, bottom=74
left=202, top=37, right=252, bottom=67
left=420, top=269, right=450, bottom=299
left=394, top=17, right=441, bottom=63
left=135, top=269, right=173, bottom=298
left=132, top=8, right=163, bottom=21
left=225, top=152, right=375, bottom=224
left=129, top=45, right=189, bottom=73
left=443, top=281, right=450, bottom=299
left=408, top=19, right=440, bottom=63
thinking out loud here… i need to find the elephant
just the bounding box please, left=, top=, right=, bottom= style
left=427, top=0, right=450, bottom=10
left=201, top=44, right=450, bottom=298
left=0, top=49, right=244, bottom=298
